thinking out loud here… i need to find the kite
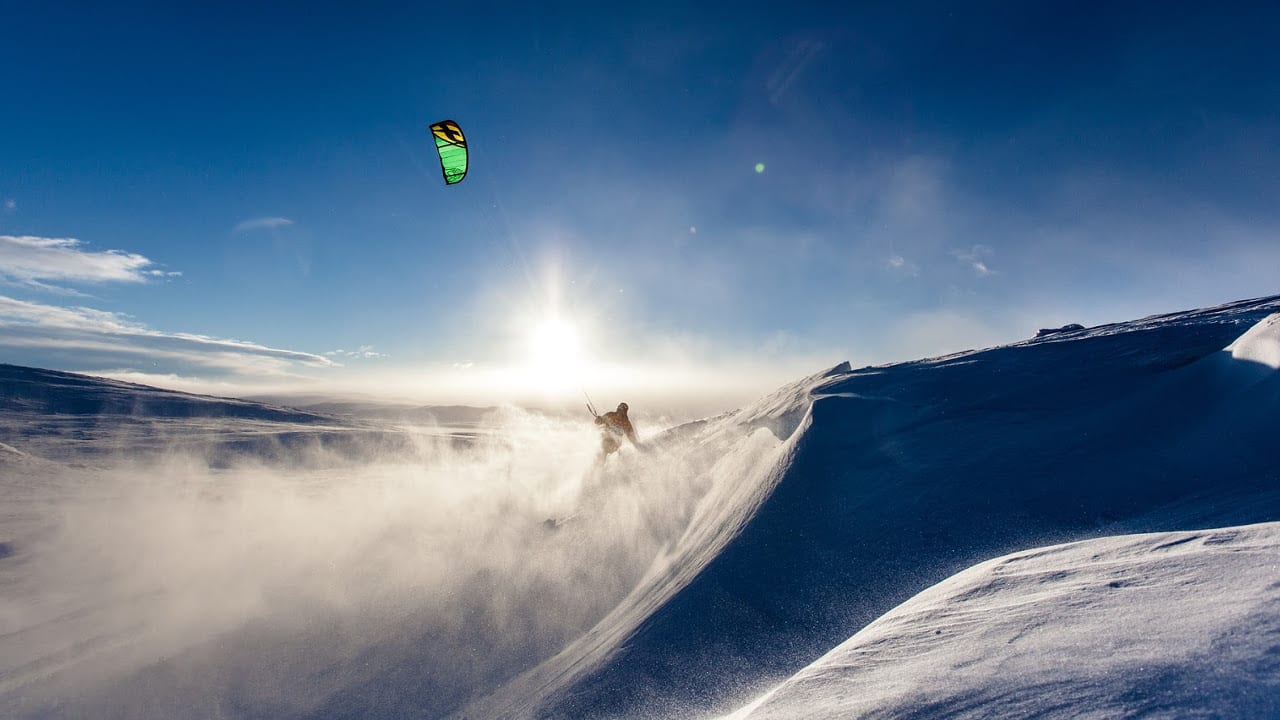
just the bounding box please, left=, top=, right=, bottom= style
left=429, top=119, right=468, bottom=185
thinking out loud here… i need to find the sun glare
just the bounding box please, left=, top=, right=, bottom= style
left=523, top=315, right=590, bottom=395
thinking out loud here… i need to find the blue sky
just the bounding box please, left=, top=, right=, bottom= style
left=1, top=1, right=1277, bottom=411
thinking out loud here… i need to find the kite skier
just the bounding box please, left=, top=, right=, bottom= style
left=588, top=399, right=639, bottom=464
left=544, top=399, right=641, bottom=530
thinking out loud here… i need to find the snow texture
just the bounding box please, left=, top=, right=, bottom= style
left=1227, top=312, right=1280, bottom=370
left=728, top=522, right=1280, bottom=719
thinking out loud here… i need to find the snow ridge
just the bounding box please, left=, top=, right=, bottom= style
left=517, top=294, right=1280, bottom=719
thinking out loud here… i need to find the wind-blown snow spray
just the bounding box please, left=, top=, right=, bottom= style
left=0, top=405, right=748, bottom=719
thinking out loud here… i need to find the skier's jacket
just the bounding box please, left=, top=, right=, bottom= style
left=595, top=409, right=636, bottom=443
left=595, top=404, right=638, bottom=459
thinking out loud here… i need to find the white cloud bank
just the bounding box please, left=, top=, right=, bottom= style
left=0, top=235, right=177, bottom=291
left=0, top=235, right=332, bottom=389
left=0, top=295, right=334, bottom=377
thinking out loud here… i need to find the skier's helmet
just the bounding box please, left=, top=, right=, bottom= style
left=617, top=402, right=629, bottom=413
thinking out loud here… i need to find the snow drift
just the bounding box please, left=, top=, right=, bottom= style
left=728, top=521, right=1280, bottom=719
left=1227, top=311, right=1280, bottom=369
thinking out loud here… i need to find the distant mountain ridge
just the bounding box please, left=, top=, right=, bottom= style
left=0, top=363, right=331, bottom=423
left=249, top=397, right=498, bottom=426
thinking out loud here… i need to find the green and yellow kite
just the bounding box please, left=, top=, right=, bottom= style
left=429, top=119, right=468, bottom=185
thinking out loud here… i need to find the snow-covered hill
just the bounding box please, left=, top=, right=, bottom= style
left=0, top=364, right=447, bottom=467
left=0, top=363, right=329, bottom=422
left=3, top=296, right=1280, bottom=720
left=470, top=295, right=1280, bottom=719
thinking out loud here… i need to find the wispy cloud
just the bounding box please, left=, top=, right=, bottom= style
left=951, top=244, right=996, bottom=277
left=0, top=235, right=175, bottom=290
left=886, top=254, right=920, bottom=277
left=325, top=345, right=388, bottom=360
left=233, top=217, right=295, bottom=233
left=3, top=198, right=14, bottom=213
left=0, top=295, right=335, bottom=377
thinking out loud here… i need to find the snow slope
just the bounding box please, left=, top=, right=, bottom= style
left=469, top=296, right=1280, bottom=719
left=728, top=521, right=1280, bottom=719
left=455, top=364, right=849, bottom=720
left=3, top=297, right=1280, bottom=720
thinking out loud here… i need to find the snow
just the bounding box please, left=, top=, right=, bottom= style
left=726, top=522, right=1280, bottom=719
left=456, top=365, right=842, bottom=720
left=3, top=296, right=1280, bottom=719
left=1227, top=312, right=1280, bottom=370
left=500, top=294, right=1280, bottom=720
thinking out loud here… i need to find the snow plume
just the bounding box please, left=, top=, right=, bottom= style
left=0, top=405, right=754, bottom=719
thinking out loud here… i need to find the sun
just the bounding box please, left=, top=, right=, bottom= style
left=521, top=315, right=591, bottom=395
left=529, top=317, right=580, bottom=368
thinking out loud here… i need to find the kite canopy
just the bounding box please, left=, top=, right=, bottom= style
left=430, top=119, right=468, bottom=185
